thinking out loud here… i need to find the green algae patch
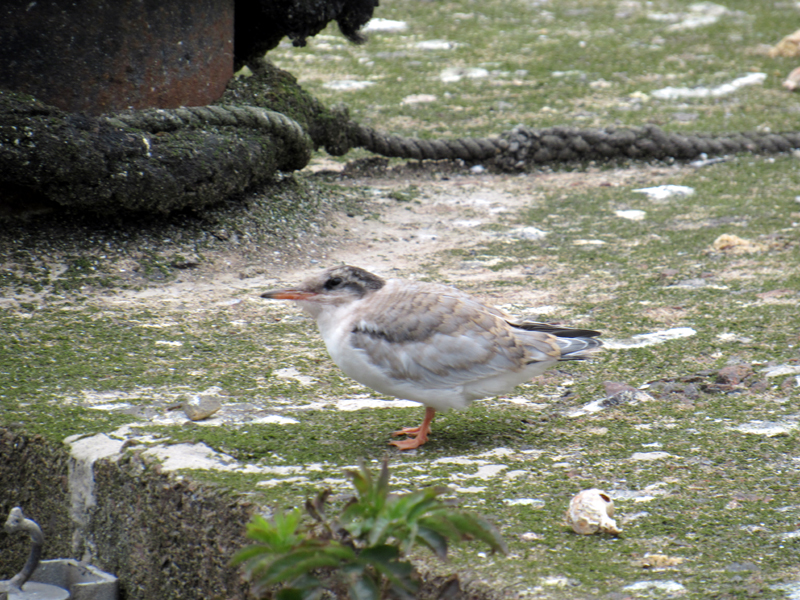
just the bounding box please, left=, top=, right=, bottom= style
left=268, top=0, right=800, bottom=141
left=3, top=152, right=800, bottom=596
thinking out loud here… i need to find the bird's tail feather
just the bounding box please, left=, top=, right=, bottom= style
left=556, top=336, right=603, bottom=360
left=512, top=320, right=601, bottom=339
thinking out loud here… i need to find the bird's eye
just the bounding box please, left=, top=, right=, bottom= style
left=325, top=276, right=343, bottom=290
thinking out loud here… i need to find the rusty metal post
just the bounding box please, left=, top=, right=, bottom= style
left=0, top=0, right=234, bottom=115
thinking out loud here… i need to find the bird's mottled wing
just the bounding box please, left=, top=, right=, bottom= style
left=348, top=283, right=559, bottom=388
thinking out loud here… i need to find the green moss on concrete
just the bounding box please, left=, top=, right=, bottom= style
left=0, top=430, right=73, bottom=579
left=89, top=452, right=255, bottom=600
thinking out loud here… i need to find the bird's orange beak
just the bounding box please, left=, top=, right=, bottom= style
left=261, top=289, right=318, bottom=301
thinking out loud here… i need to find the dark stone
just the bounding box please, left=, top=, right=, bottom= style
left=681, top=383, right=700, bottom=399
left=660, top=382, right=686, bottom=395
left=716, top=364, right=754, bottom=386
left=603, top=381, right=638, bottom=396
left=781, top=376, right=799, bottom=391
left=700, top=383, right=735, bottom=394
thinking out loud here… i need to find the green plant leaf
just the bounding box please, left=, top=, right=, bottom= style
left=366, top=514, right=392, bottom=546
left=359, top=545, right=418, bottom=595
left=344, top=460, right=391, bottom=511
left=305, top=488, right=331, bottom=522
left=344, top=463, right=371, bottom=499
left=426, top=512, right=508, bottom=555
left=235, top=460, right=507, bottom=600
left=415, top=525, right=449, bottom=560
left=258, top=547, right=352, bottom=587
left=348, top=572, right=380, bottom=600
left=341, top=561, right=365, bottom=573
left=286, top=574, right=326, bottom=600
left=231, top=543, right=272, bottom=566
left=237, top=510, right=304, bottom=555
left=404, top=487, right=450, bottom=521
left=377, top=458, right=390, bottom=500
left=384, top=489, right=427, bottom=521
left=292, top=573, right=323, bottom=590
left=359, top=544, right=400, bottom=563
left=276, top=589, right=307, bottom=600
left=414, top=513, right=462, bottom=542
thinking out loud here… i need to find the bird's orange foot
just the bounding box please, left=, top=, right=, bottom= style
left=389, top=431, right=429, bottom=450
left=391, top=425, right=422, bottom=436
left=389, top=406, right=435, bottom=451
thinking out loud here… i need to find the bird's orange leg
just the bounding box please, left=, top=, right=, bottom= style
left=390, top=407, right=436, bottom=450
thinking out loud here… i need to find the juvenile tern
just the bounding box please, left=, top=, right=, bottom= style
left=261, top=265, right=601, bottom=450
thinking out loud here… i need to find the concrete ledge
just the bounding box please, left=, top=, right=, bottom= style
left=0, top=428, right=255, bottom=600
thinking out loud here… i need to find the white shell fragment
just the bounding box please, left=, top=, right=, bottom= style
left=416, top=40, right=457, bottom=50
left=602, top=327, right=696, bottom=350
left=614, top=209, right=646, bottom=221
left=503, top=226, right=548, bottom=241
left=783, top=67, right=800, bottom=91
left=566, top=489, right=621, bottom=535
left=439, top=67, right=489, bottom=83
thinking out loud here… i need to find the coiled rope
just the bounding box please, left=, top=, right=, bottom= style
left=2, top=86, right=799, bottom=213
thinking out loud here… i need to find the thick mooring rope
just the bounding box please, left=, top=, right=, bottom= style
left=2, top=86, right=800, bottom=213
left=348, top=121, right=800, bottom=171
left=348, top=121, right=503, bottom=162
left=494, top=124, right=800, bottom=170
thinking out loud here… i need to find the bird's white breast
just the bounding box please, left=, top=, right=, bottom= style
left=303, top=288, right=469, bottom=411
left=273, top=270, right=597, bottom=417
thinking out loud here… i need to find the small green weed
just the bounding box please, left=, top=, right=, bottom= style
left=233, top=460, right=507, bottom=600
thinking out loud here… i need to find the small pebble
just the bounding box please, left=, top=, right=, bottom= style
left=183, top=388, right=223, bottom=421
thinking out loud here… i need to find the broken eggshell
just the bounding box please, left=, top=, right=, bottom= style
left=565, top=489, right=621, bottom=535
